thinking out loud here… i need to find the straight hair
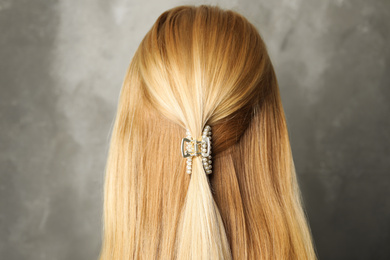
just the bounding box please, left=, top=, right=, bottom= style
left=99, top=5, right=317, bottom=260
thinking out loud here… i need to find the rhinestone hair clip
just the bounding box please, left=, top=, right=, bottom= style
left=181, top=125, right=213, bottom=175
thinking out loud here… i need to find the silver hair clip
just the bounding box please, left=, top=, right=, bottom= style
left=181, top=125, right=212, bottom=175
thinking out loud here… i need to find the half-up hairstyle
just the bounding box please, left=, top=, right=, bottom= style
left=99, top=5, right=317, bottom=260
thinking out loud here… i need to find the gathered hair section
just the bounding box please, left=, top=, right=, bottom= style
left=176, top=125, right=231, bottom=259
left=99, top=5, right=317, bottom=260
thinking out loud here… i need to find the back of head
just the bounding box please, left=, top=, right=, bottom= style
left=100, top=5, right=317, bottom=260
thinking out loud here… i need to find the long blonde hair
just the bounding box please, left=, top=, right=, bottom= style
left=99, top=5, right=317, bottom=260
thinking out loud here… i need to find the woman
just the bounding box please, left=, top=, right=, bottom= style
left=99, top=5, right=317, bottom=260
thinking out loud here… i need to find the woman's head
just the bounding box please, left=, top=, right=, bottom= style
left=100, top=5, right=317, bottom=260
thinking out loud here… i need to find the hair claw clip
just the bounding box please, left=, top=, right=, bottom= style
left=181, top=125, right=212, bottom=174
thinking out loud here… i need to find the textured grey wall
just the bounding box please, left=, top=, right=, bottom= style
left=0, top=0, right=389, bottom=259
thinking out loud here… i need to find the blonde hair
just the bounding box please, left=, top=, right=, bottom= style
left=99, top=5, right=317, bottom=260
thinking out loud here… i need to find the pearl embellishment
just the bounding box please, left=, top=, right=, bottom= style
left=181, top=125, right=213, bottom=175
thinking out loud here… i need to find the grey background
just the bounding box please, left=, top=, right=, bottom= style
left=0, top=0, right=389, bottom=259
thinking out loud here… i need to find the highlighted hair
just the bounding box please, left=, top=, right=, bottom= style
left=99, top=5, right=317, bottom=260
